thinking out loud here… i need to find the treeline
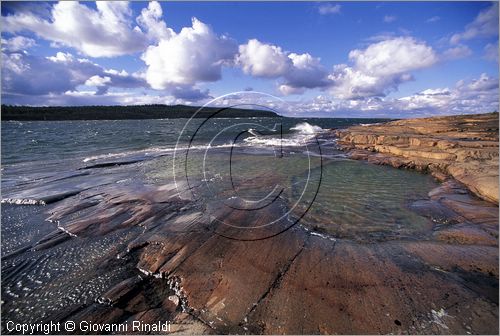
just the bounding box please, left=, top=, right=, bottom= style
left=0, top=104, right=279, bottom=120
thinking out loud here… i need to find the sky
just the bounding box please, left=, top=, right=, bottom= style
left=1, top=1, right=498, bottom=117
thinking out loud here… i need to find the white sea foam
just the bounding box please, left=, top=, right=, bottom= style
left=248, top=128, right=260, bottom=136
left=300, top=224, right=337, bottom=242
left=83, top=151, right=145, bottom=162
left=244, top=122, right=325, bottom=148
left=82, top=143, right=236, bottom=163
left=309, top=231, right=337, bottom=242
left=290, top=122, right=324, bottom=134
left=359, top=122, right=382, bottom=126
left=243, top=137, right=307, bottom=147
left=58, top=225, right=77, bottom=237
left=1, top=198, right=46, bottom=205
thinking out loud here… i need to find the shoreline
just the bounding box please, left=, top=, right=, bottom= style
left=333, top=112, right=499, bottom=205
left=1, top=113, right=498, bottom=334
left=0, top=104, right=280, bottom=121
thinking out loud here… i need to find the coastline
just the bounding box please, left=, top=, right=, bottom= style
left=333, top=112, right=499, bottom=204
left=1, top=113, right=498, bottom=334
left=0, top=104, right=280, bottom=120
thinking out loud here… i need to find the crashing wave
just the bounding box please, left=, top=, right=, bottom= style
left=244, top=122, right=325, bottom=147
left=290, top=122, right=324, bottom=134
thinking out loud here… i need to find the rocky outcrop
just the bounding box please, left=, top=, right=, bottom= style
left=2, top=117, right=499, bottom=334
left=334, top=112, right=499, bottom=203
left=3, top=172, right=498, bottom=334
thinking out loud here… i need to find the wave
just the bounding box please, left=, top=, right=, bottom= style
left=81, top=122, right=326, bottom=164
left=247, top=128, right=260, bottom=137
left=244, top=122, right=325, bottom=148
left=359, top=122, right=382, bottom=126
left=82, top=143, right=237, bottom=164
left=83, top=151, right=142, bottom=163
left=290, top=122, right=324, bottom=135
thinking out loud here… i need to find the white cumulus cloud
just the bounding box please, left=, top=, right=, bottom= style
left=141, top=18, right=237, bottom=90
left=237, top=39, right=291, bottom=78
left=328, top=37, right=438, bottom=99
left=285, top=53, right=329, bottom=89
left=2, top=50, right=145, bottom=96
left=46, top=51, right=74, bottom=63
left=1, top=36, right=36, bottom=52
left=349, top=37, right=437, bottom=77
left=85, top=75, right=111, bottom=87
left=136, top=1, right=173, bottom=42
left=398, top=73, right=498, bottom=114
left=465, top=72, right=498, bottom=92
left=2, top=1, right=147, bottom=57
left=237, top=39, right=329, bottom=95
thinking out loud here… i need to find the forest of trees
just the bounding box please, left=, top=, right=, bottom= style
left=1, top=104, right=280, bottom=120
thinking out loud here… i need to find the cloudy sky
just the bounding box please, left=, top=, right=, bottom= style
left=1, top=1, right=498, bottom=117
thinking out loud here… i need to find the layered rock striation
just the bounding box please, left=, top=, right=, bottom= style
left=334, top=112, right=499, bottom=204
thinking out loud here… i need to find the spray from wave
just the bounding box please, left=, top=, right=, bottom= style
left=244, top=122, right=325, bottom=147
left=290, top=122, right=324, bottom=135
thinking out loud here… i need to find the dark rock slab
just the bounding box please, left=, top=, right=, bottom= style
left=99, top=275, right=144, bottom=306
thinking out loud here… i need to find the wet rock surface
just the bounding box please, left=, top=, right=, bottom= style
left=1, top=127, right=498, bottom=334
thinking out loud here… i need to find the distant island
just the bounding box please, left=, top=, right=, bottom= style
left=0, top=104, right=280, bottom=120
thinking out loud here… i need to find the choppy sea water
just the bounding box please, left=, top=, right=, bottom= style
left=1, top=117, right=439, bottom=324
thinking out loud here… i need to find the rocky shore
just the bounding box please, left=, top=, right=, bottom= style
left=334, top=112, right=499, bottom=204
left=2, top=112, right=498, bottom=334
left=3, top=176, right=498, bottom=334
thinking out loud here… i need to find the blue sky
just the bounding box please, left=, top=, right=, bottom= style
left=1, top=1, right=498, bottom=117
